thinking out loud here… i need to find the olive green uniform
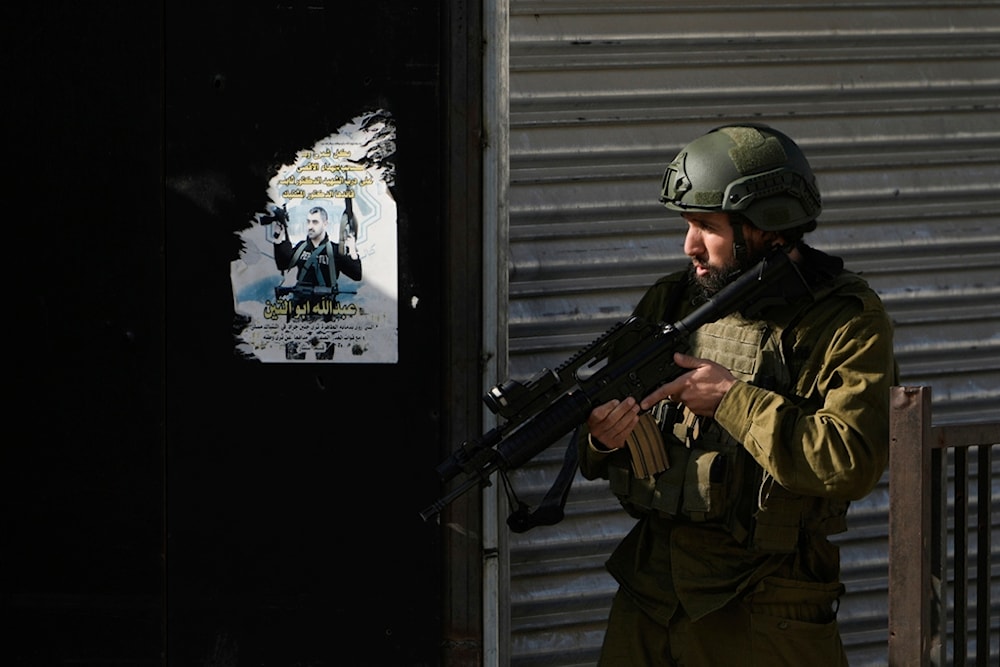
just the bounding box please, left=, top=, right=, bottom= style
left=580, top=247, right=898, bottom=666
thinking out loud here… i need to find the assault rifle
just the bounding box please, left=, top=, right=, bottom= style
left=273, top=285, right=352, bottom=321
left=275, top=284, right=338, bottom=301
left=419, top=246, right=804, bottom=523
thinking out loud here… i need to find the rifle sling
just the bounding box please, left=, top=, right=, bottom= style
left=506, top=425, right=580, bottom=533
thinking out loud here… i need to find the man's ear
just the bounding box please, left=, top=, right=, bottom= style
left=760, top=229, right=784, bottom=248
left=741, top=224, right=778, bottom=248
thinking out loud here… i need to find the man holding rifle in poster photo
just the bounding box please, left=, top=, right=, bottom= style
left=270, top=201, right=362, bottom=312
left=579, top=124, right=898, bottom=666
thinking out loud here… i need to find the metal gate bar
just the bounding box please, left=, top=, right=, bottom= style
left=888, top=386, right=1000, bottom=666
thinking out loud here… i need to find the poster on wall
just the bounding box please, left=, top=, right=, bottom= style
left=231, top=110, right=398, bottom=363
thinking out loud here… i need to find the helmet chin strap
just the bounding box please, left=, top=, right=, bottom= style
left=732, top=220, right=791, bottom=270
left=730, top=219, right=750, bottom=267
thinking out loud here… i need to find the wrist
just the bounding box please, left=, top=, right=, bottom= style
left=589, top=434, right=616, bottom=452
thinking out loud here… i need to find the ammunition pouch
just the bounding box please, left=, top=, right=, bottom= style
left=608, top=444, right=735, bottom=523
left=751, top=483, right=805, bottom=553
left=611, top=447, right=849, bottom=554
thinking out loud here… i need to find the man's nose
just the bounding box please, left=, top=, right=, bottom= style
left=684, top=227, right=702, bottom=256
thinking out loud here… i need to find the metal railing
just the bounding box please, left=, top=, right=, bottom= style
left=888, top=386, right=1000, bottom=666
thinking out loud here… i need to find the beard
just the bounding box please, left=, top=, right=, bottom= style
left=688, top=244, right=773, bottom=299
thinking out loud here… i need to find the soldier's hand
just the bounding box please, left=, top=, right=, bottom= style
left=342, top=234, right=358, bottom=259
left=269, top=219, right=287, bottom=244
left=641, top=353, right=736, bottom=417
left=587, top=397, right=640, bottom=450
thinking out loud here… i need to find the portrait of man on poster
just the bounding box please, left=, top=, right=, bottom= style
left=268, top=201, right=362, bottom=312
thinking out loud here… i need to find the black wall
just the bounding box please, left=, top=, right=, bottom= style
left=5, top=2, right=166, bottom=664
left=6, top=2, right=446, bottom=665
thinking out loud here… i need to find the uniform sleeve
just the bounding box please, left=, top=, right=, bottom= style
left=274, top=239, right=295, bottom=272
left=714, top=292, right=897, bottom=501
left=577, top=429, right=628, bottom=480
left=336, top=251, right=362, bottom=282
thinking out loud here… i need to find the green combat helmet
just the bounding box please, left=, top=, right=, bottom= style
left=659, top=124, right=822, bottom=231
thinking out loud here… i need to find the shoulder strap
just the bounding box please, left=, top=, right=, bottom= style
left=506, top=425, right=581, bottom=533
left=296, top=241, right=335, bottom=287
left=289, top=241, right=308, bottom=267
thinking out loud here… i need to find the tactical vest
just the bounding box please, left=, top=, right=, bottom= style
left=290, top=240, right=337, bottom=288
left=607, top=288, right=851, bottom=554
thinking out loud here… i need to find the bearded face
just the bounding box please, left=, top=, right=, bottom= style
left=687, top=238, right=774, bottom=299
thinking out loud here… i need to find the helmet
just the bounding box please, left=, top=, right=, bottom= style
left=659, top=124, right=822, bottom=231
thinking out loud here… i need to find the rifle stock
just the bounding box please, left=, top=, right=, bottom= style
left=420, top=247, right=799, bottom=522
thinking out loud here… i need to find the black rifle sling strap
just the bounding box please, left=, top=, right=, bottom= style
left=505, top=425, right=581, bottom=533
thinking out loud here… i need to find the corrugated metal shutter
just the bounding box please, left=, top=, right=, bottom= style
left=499, top=2, right=1000, bottom=665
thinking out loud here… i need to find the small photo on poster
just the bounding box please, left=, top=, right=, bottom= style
left=231, top=110, right=398, bottom=363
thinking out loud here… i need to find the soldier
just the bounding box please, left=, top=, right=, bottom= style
left=272, top=204, right=362, bottom=306
left=580, top=124, right=898, bottom=666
